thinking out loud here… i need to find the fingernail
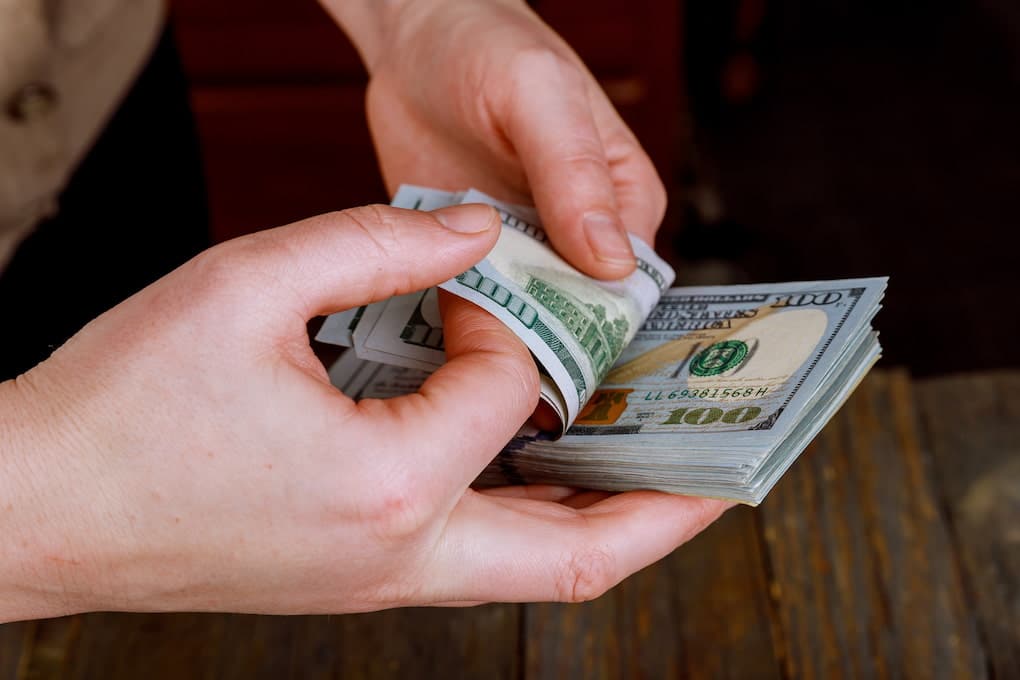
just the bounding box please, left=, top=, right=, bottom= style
left=432, top=204, right=499, bottom=233
left=583, top=212, right=635, bottom=266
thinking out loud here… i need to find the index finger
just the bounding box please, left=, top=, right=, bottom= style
left=503, top=51, right=637, bottom=280
left=354, top=293, right=540, bottom=497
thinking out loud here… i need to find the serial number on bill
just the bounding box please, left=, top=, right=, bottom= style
left=641, top=387, right=770, bottom=401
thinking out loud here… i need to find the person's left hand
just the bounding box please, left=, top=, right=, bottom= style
left=0, top=204, right=730, bottom=621
left=324, top=0, right=667, bottom=280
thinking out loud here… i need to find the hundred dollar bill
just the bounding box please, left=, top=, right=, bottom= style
left=327, top=277, right=887, bottom=505
left=490, top=278, right=886, bottom=503
left=315, top=305, right=364, bottom=348
left=438, top=189, right=674, bottom=427
left=318, top=186, right=676, bottom=430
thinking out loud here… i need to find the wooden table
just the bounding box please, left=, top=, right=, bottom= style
left=2, top=369, right=1018, bottom=678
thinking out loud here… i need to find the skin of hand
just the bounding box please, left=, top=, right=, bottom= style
left=323, top=0, right=668, bottom=280
left=0, top=204, right=728, bottom=623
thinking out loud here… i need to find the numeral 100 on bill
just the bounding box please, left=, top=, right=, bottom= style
left=661, top=406, right=763, bottom=426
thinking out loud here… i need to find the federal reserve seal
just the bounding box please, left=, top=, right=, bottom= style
left=689, top=340, right=749, bottom=377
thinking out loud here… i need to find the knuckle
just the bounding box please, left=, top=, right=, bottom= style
left=501, top=344, right=542, bottom=410
left=364, top=467, right=434, bottom=542
left=649, top=177, right=668, bottom=223
left=333, top=206, right=417, bottom=301
left=555, top=545, right=618, bottom=603
left=509, top=47, right=573, bottom=83
left=178, top=240, right=258, bottom=311
left=186, top=229, right=280, bottom=287
left=623, top=147, right=668, bottom=224
left=453, top=323, right=541, bottom=412
left=516, top=356, right=542, bottom=407
left=184, top=242, right=242, bottom=293
left=486, top=352, right=541, bottom=421
left=180, top=232, right=292, bottom=319
left=562, top=149, right=611, bottom=175
left=504, top=48, right=584, bottom=107
left=336, top=206, right=399, bottom=259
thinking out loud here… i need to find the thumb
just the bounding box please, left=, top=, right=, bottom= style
left=218, top=203, right=501, bottom=322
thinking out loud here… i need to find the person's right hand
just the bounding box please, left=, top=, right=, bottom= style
left=324, top=0, right=668, bottom=280
left=0, top=203, right=728, bottom=623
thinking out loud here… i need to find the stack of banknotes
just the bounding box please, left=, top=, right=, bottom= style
left=316, top=185, right=887, bottom=505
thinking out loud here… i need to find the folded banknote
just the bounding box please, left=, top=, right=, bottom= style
left=316, top=186, right=886, bottom=504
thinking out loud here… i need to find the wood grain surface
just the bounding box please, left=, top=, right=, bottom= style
left=918, top=372, right=1020, bottom=678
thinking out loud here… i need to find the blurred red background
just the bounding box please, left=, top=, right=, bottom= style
left=169, top=0, right=682, bottom=244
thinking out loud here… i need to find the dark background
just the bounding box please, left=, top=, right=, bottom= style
left=1, top=3, right=1017, bottom=674
left=168, top=0, right=1019, bottom=378
left=677, top=0, right=1020, bottom=376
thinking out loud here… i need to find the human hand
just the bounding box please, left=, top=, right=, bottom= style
left=324, top=0, right=668, bottom=280
left=0, top=204, right=726, bottom=622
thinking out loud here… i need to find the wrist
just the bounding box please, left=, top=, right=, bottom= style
left=320, top=0, right=530, bottom=74
left=0, top=370, right=105, bottom=622
left=319, top=0, right=410, bottom=73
